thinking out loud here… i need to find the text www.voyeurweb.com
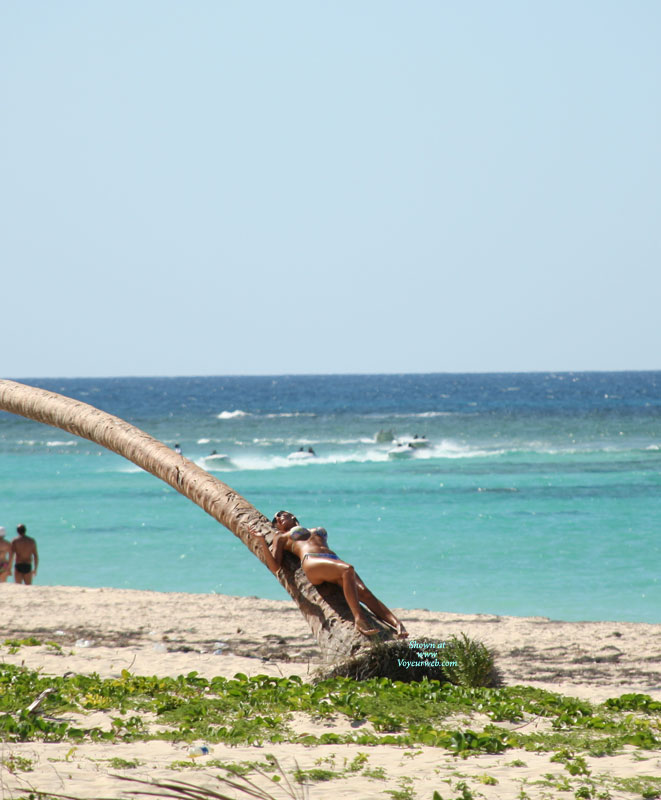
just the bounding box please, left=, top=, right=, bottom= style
left=397, top=640, right=457, bottom=669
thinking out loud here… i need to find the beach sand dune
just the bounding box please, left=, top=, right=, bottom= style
left=2, top=584, right=660, bottom=799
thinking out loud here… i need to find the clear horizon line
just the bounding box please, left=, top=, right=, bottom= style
left=7, top=367, right=661, bottom=381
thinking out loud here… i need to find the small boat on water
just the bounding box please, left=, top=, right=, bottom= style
left=388, top=443, right=415, bottom=460
left=391, top=435, right=429, bottom=450
left=404, top=435, right=429, bottom=449
left=287, top=448, right=317, bottom=461
left=203, top=452, right=233, bottom=466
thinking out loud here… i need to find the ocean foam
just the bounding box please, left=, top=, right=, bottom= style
left=369, top=411, right=457, bottom=419
left=264, top=412, right=317, bottom=419
left=216, top=410, right=317, bottom=420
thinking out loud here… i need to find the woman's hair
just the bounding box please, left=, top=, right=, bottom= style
left=272, top=510, right=296, bottom=525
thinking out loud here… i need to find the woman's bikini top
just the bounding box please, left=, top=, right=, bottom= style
left=289, top=526, right=328, bottom=543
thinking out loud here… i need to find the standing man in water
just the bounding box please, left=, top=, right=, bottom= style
left=12, top=524, right=38, bottom=585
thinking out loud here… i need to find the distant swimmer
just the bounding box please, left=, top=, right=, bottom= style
left=0, top=527, right=12, bottom=582
left=174, top=443, right=182, bottom=455
left=251, top=511, right=407, bottom=638
left=12, top=524, right=38, bottom=585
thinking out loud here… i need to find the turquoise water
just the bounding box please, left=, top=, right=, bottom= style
left=1, top=373, right=659, bottom=622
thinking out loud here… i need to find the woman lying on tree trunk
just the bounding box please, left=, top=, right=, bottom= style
left=251, top=510, right=408, bottom=638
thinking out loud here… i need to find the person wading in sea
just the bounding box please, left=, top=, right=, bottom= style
left=12, top=524, right=38, bottom=585
left=251, top=510, right=408, bottom=638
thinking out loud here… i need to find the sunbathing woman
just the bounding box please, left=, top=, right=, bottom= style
left=251, top=510, right=408, bottom=638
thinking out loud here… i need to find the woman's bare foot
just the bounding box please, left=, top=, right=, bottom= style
left=355, top=619, right=379, bottom=636
left=380, top=618, right=409, bottom=638
left=396, top=622, right=408, bottom=639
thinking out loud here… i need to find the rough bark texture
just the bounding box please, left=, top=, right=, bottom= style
left=0, top=379, right=393, bottom=661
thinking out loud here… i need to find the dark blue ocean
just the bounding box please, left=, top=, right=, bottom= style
left=1, top=372, right=659, bottom=622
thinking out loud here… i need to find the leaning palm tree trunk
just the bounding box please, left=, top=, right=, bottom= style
left=0, top=379, right=393, bottom=660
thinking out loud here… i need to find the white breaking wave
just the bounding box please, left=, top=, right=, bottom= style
left=217, top=410, right=249, bottom=420
left=46, top=440, right=77, bottom=447
left=216, top=410, right=316, bottom=420
left=264, top=412, right=317, bottom=419
left=370, top=411, right=458, bottom=419
left=248, top=436, right=373, bottom=447
left=224, top=442, right=509, bottom=469
left=202, top=439, right=507, bottom=470
left=224, top=449, right=393, bottom=471
left=421, top=441, right=506, bottom=459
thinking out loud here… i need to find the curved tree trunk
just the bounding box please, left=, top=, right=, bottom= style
left=0, top=379, right=393, bottom=661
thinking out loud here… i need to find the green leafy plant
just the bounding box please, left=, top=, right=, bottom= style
left=2, top=663, right=661, bottom=764
left=1, top=754, right=34, bottom=773
left=108, top=757, right=142, bottom=769
left=432, top=781, right=479, bottom=800
left=604, top=693, right=661, bottom=713
left=442, top=634, right=498, bottom=688
left=292, top=767, right=337, bottom=783
left=346, top=752, right=368, bottom=772
left=386, top=775, right=417, bottom=800
left=3, top=637, right=42, bottom=654
left=612, top=776, right=661, bottom=798
left=363, top=766, right=387, bottom=779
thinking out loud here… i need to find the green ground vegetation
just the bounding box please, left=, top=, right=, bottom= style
left=1, top=662, right=660, bottom=761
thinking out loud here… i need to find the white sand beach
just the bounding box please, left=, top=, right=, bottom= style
left=2, top=584, right=661, bottom=799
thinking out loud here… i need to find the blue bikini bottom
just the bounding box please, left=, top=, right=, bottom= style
left=302, top=552, right=340, bottom=563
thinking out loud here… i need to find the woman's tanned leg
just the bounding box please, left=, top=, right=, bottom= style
left=354, top=575, right=408, bottom=638
left=303, top=559, right=378, bottom=636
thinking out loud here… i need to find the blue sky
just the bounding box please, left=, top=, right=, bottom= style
left=3, top=1, right=659, bottom=377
